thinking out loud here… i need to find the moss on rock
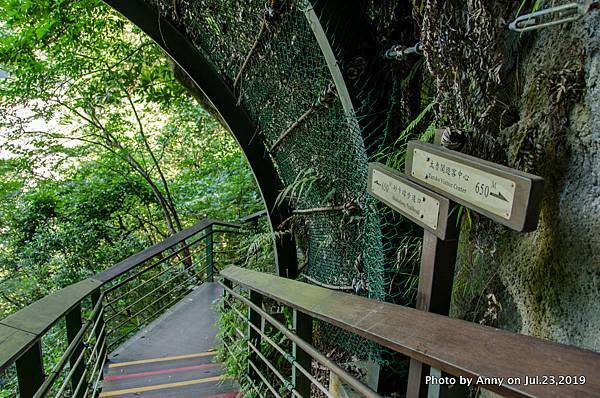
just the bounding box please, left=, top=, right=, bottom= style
left=422, top=1, right=600, bottom=352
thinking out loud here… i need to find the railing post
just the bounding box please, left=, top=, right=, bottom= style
left=293, top=309, right=313, bottom=397
left=206, top=224, right=214, bottom=282
left=66, top=304, right=86, bottom=398
left=407, top=226, right=460, bottom=398
left=247, top=289, right=263, bottom=382
left=16, top=341, right=44, bottom=398
left=222, top=278, right=232, bottom=309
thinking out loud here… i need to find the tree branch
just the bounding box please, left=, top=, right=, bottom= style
left=124, top=87, right=182, bottom=231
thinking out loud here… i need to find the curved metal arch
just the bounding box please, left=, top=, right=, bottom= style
left=303, top=3, right=418, bottom=393
left=306, top=0, right=416, bottom=152
left=102, top=0, right=297, bottom=278
left=303, top=5, right=356, bottom=121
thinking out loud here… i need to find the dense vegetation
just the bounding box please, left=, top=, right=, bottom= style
left=0, top=0, right=261, bottom=318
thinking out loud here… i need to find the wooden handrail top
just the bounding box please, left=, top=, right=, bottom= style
left=221, top=266, right=600, bottom=398
left=0, top=218, right=239, bottom=372
left=0, top=325, right=40, bottom=373
left=0, top=278, right=102, bottom=372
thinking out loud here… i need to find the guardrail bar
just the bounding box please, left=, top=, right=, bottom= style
left=220, top=266, right=600, bottom=398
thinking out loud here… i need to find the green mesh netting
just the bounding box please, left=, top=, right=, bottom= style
left=145, top=0, right=426, bottom=366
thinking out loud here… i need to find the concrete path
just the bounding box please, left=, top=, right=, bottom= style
left=100, top=283, right=238, bottom=398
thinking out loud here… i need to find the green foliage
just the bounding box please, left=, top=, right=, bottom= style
left=0, top=0, right=263, bottom=235
left=515, top=0, right=543, bottom=17
left=0, top=158, right=154, bottom=314
left=0, top=1, right=263, bottom=393
left=0, top=0, right=262, bottom=319
left=0, top=366, right=17, bottom=398
left=384, top=101, right=435, bottom=170
left=216, top=296, right=262, bottom=398
left=274, top=168, right=323, bottom=209
left=237, top=231, right=278, bottom=274
left=217, top=289, right=295, bottom=398
left=453, top=205, right=473, bottom=229
left=390, top=235, right=422, bottom=304
left=418, top=122, right=437, bottom=143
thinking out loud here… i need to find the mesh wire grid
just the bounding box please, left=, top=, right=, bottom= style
left=144, top=0, right=426, bottom=366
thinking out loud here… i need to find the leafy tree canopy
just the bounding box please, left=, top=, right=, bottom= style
left=0, top=0, right=261, bottom=316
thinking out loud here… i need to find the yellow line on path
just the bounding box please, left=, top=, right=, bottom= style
left=99, top=375, right=230, bottom=397
left=108, top=351, right=216, bottom=368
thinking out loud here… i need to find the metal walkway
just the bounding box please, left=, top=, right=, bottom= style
left=100, top=283, right=238, bottom=398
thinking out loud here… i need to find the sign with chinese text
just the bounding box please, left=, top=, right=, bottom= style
left=368, top=162, right=450, bottom=239
left=405, top=141, right=544, bottom=232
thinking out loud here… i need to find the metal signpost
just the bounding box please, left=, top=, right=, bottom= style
left=368, top=141, right=544, bottom=398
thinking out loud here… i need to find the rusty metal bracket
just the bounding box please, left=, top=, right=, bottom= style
left=384, top=42, right=422, bottom=61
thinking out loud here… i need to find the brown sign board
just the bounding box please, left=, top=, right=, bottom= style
left=405, top=141, right=544, bottom=232
left=368, top=162, right=451, bottom=239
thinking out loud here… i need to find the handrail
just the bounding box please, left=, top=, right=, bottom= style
left=220, top=281, right=381, bottom=398
left=102, top=230, right=211, bottom=296
left=0, top=279, right=103, bottom=372
left=33, top=294, right=104, bottom=398
left=221, top=266, right=600, bottom=398
left=240, top=210, right=267, bottom=223
left=0, top=218, right=239, bottom=374
left=94, top=218, right=239, bottom=283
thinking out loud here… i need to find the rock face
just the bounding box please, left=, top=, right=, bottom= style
left=422, top=2, right=599, bottom=352
left=500, top=12, right=600, bottom=350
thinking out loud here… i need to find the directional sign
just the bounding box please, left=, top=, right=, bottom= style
left=368, top=162, right=451, bottom=239
left=405, top=141, right=544, bottom=232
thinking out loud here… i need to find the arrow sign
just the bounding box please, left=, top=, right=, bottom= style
left=405, top=141, right=544, bottom=232
left=368, top=162, right=451, bottom=239
left=490, top=191, right=508, bottom=202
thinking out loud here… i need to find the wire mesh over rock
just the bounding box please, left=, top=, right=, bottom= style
left=143, top=0, right=398, bottom=361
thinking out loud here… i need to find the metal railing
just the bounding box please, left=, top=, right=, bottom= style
left=220, top=280, right=380, bottom=398
left=0, top=218, right=240, bottom=398
left=220, top=266, right=600, bottom=398
left=4, top=224, right=599, bottom=398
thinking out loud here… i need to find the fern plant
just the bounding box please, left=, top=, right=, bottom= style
left=384, top=101, right=436, bottom=170
left=274, top=168, right=321, bottom=209
left=515, top=0, right=543, bottom=17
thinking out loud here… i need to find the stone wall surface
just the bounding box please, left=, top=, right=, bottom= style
left=434, top=5, right=600, bottom=352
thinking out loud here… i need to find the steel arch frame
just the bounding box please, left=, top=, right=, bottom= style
left=101, top=0, right=298, bottom=278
